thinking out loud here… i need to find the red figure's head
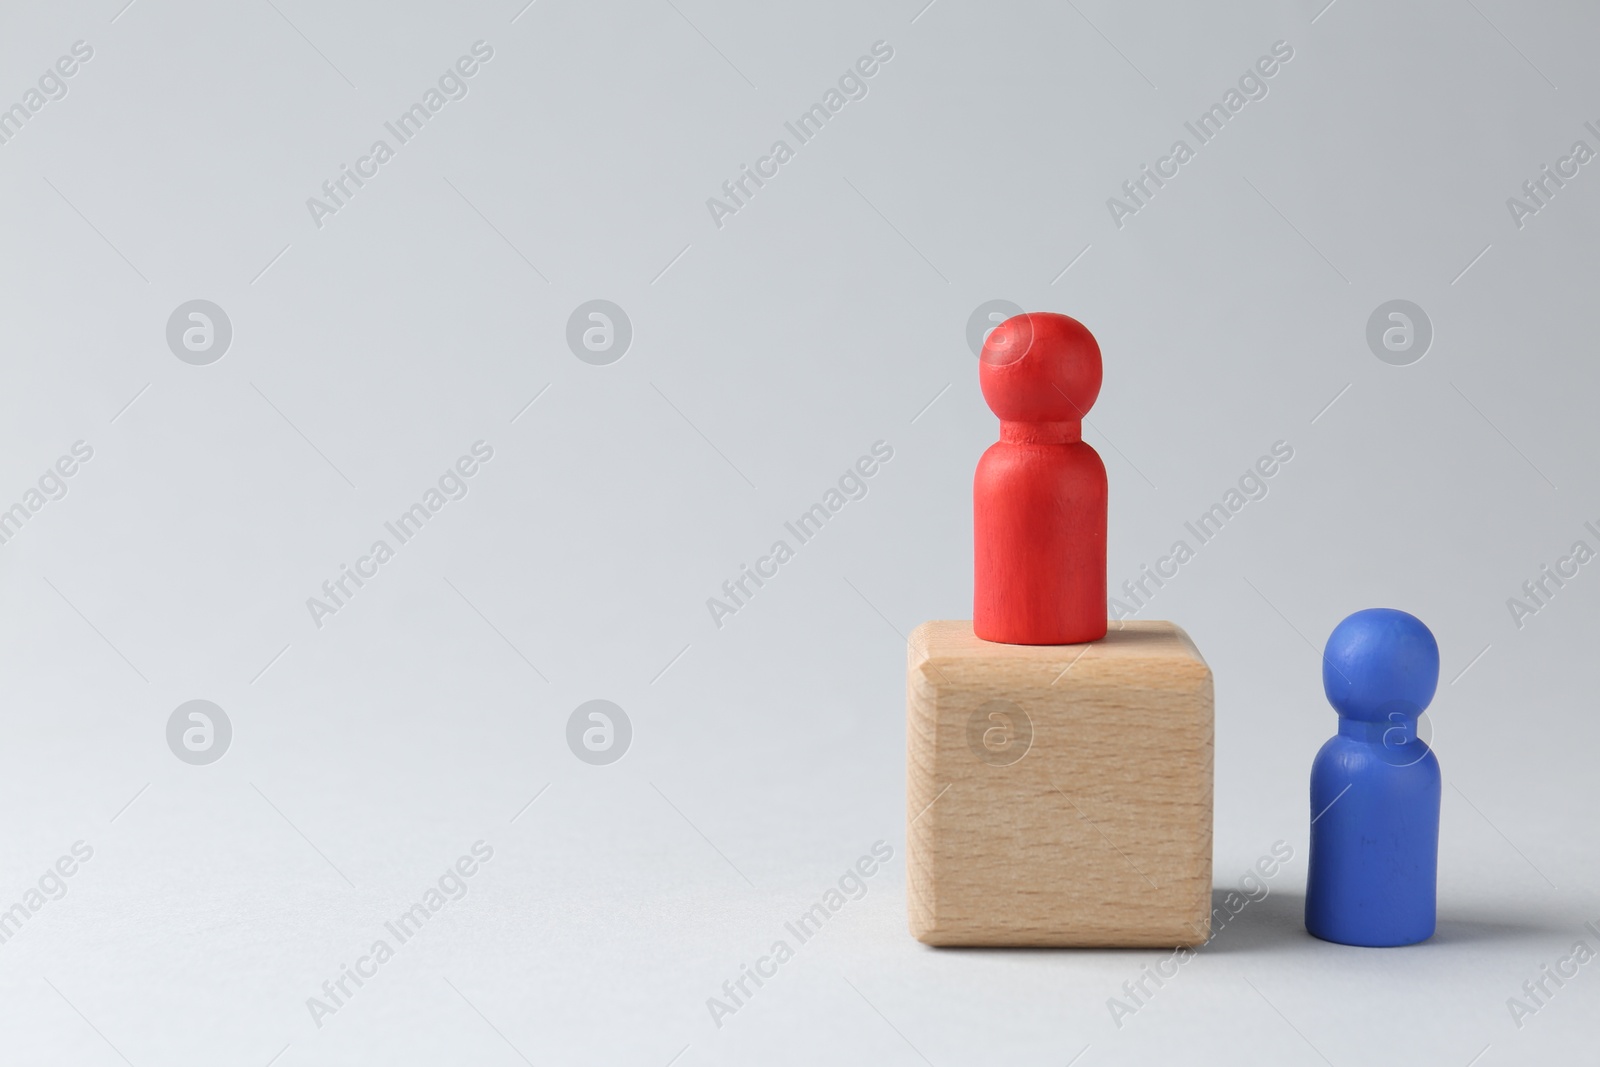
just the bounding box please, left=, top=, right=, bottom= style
left=979, top=313, right=1102, bottom=423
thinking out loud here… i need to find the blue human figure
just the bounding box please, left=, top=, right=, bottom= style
left=1305, top=608, right=1440, bottom=947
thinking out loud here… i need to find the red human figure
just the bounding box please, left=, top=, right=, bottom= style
left=974, top=313, right=1107, bottom=645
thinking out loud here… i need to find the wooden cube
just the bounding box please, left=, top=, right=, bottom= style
left=906, top=620, right=1214, bottom=947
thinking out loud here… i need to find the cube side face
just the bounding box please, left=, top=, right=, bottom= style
left=906, top=630, right=949, bottom=942
left=907, top=621, right=1213, bottom=947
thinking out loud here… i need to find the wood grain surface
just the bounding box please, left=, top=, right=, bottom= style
left=907, top=620, right=1214, bottom=947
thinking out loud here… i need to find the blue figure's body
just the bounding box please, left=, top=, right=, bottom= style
left=1305, top=608, right=1441, bottom=947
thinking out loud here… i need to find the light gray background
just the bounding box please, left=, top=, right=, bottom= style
left=1, top=0, right=1596, bottom=1063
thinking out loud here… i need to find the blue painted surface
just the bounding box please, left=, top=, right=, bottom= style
left=1305, top=608, right=1441, bottom=947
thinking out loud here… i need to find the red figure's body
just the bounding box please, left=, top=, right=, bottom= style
left=974, top=313, right=1107, bottom=645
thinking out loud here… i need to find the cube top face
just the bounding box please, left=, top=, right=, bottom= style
left=907, top=620, right=1214, bottom=947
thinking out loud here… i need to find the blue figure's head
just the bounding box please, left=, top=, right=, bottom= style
left=1322, top=608, right=1439, bottom=722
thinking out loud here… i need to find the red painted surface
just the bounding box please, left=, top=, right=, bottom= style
left=974, top=313, right=1107, bottom=645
